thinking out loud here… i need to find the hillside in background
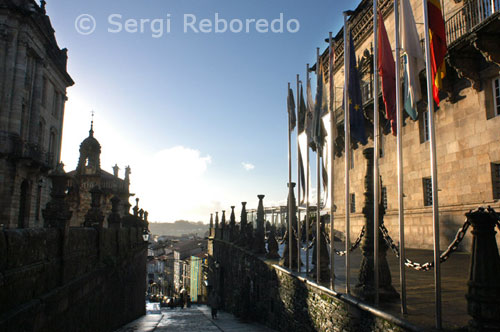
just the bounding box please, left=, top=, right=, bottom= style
left=149, top=220, right=209, bottom=237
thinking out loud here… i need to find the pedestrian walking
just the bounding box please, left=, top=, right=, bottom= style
left=209, top=291, right=220, bottom=319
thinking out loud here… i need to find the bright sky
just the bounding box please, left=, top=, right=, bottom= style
left=46, top=0, right=358, bottom=223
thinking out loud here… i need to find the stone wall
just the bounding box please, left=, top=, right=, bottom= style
left=0, top=226, right=147, bottom=332
left=209, top=238, right=419, bottom=332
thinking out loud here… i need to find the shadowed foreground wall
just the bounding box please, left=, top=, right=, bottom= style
left=210, top=238, right=418, bottom=332
left=0, top=227, right=147, bottom=332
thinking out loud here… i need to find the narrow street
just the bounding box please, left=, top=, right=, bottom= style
left=114, top=303, right=276, bottom=332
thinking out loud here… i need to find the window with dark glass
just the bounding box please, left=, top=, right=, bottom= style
left=491, top=163, right=500, bottom=199
left=423, top=177, right=432, bottom=206
left=350, top=193, right=356, bottom=213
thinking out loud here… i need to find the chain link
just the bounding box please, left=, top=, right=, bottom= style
left=334, top=226, right=365, bottom=256
left=380, top=219, right=470, bottom=271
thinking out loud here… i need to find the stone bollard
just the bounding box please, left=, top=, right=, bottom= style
left=239, top=202, right=248, bottom=246
left=280, top=182, right=301, bottom=268
left=108, top=196, right=122, bottom=228
left=466, top=207, right=500, bottom=332
left=354, top=148, right=398, bottom=302
left=221, top=210, right=227, bottom=240
left=253, top=195, right=267, bottom=255
left=229, top=206, right=236, bottom=242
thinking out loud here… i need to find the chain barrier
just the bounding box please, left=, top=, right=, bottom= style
left=334, top=226, right=365, bottom=256
left=380, top=219, right=470, bottom=271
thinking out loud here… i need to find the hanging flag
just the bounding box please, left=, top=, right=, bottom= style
left=305, top=77, right=315, bottom=141
left=401, top=0, right=424, bottom=120
left=298, top=85, right=307, bottom=133
left=378, top=11, right=397, bottom=135
left=288, top=88, right=296, bottom=131
left=321, top=114, right=330, bottom=208
left=329, top=41, right=336, bottom=122
left=298, top=85, right=307, bottom=203
left=312, top=65, right=327, bottom=153
left=343, top=32, right=367, bottom=145
left=427, top=0, right=447, bottom=106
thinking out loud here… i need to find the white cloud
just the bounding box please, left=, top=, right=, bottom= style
left=241, top=162, right=255, bottom=171
left=132, top=146, right=215, bottom=222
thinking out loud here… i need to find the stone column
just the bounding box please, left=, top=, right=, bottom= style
left=253, top=195, right=267, bottom=255
left=28, top=59, right=43, bottom=145
left=466, top=207, right=500, bottom=331
left=9, top=35, right=27, bottom=134
left=354, top=148, right=398, bottom=301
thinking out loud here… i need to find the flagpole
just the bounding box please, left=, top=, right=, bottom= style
left=373, top=0, right=380, bottom=307
left=328, top=31, right=335, bottom=290
left=297, top=74, right=301, bottom=273
left=422, top=0, right=442, bottom=329
left=306, top=63, right=311, bottom=278
left=316, top=47, right=321, bottom=285
left=343, top=12, right=351, bottom=294
left=394, top=0, right=408, bottom=315
left=288, top=82, right=293, bottom=271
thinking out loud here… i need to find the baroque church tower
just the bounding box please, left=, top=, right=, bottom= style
left=67, top=123, right=132, bottom=227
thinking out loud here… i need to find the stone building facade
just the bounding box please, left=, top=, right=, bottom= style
left=0, top=0, right=74, bottom=229
left=317, top=0, right=500, bottom=249
left=66, top=123, right=133, bottom=227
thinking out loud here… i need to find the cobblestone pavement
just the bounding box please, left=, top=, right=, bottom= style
left=115, top=304, right=276, bottom=332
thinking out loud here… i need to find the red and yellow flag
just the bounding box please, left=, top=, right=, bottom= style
left=427, top=0, right=447, bottom=106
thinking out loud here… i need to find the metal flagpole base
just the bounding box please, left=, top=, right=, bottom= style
left=353, top=148, right=399, bottom=303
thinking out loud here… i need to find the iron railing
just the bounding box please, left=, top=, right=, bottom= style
left=446, top=0, right=499, bottom=45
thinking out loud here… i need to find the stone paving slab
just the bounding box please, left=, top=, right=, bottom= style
left=114, top=314, right=163, bottom=332
left=115, top=305, right=277, bottom=332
